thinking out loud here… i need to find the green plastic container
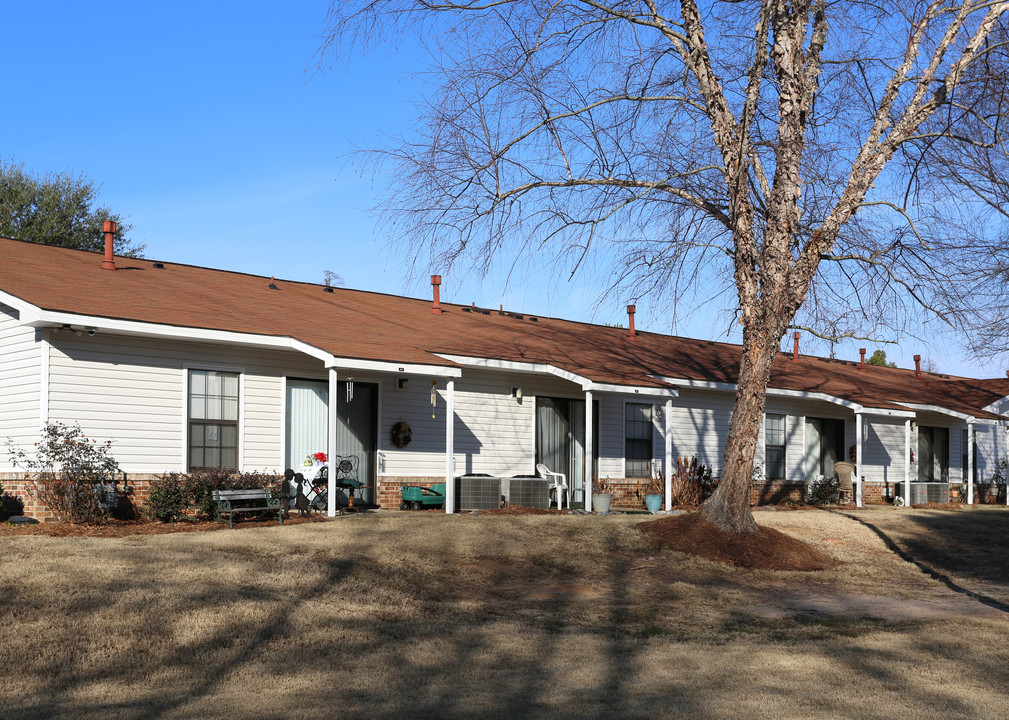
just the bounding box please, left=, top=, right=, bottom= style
left=401, top=483, right=446, bottom=510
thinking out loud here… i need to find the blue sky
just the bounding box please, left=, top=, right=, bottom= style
left=1, top=1, right=995, bottom=378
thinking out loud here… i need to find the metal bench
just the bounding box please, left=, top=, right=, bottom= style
left=213, top=488, right=283, bottom=529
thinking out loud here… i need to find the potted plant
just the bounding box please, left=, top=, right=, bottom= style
left=642, top=468, right=663, bottom=513
left=592, top=478, right=612, bottom=514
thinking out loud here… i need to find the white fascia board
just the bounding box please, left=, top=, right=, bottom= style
left=28, top=308, right=333, bottom=358
left=434, top=353, right=674, bottom=394
left=899, top=403, right=992, bottom=423
left=0, top=289, right=42, bottom=322
left=654, top=374, right=914, bottom=417
left=326, top=356, right=461, bottom=377
left=435, top=354, right=589, bottom=387
left=589, top=382, right=678, bottom=398
left=854, top=407, right=917, bottom=419
left=25, top=307, right=462, bottom=378
left=656, top=376, right=859, bottom=408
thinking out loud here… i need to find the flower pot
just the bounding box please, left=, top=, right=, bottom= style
left=593, top=493, right=612, bottom=513
left=644, top=493, right=663, bottom=513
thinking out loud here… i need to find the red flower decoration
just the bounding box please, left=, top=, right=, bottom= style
left=313, top=451, right=328, bottom=462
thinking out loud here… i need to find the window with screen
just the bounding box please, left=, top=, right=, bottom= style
left=189, top=369, right=239, bottom=471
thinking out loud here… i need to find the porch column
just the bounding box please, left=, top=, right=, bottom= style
left=967, top=422, right=975, bottom=505
left=904, top=419, right=911, bottom=508
left=444, top=379, right=455, bottom=514
left=855, top=413, right=864, bottom=507
left=327, top=368, right=338, bottom=517
left=585, top=390, right=593, bottom=512
left=664, top=398, right=673, bottom=511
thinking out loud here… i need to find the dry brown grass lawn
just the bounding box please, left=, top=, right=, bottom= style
left=2, top=507, right=1009, bottom=719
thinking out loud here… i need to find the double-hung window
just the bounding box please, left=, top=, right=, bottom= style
left=765, top=414, right=786, bottom=480
left=625, top=403, right=653, bottom=478
left=189, top=369, right=239, bottom=471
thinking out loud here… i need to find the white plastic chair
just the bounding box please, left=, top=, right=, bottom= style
left=536, top=463, right=569, bottom=510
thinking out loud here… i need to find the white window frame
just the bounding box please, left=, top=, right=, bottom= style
left=182, top=363, right=244, bottom=471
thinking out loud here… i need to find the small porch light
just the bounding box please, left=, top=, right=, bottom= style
left=511, top=387, right=523, bottom=402
left=397, top=378, right=409, bottom=391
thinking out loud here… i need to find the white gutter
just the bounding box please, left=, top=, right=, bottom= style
left=654, top=375, right=914, bottom=417
left=435, top=354, right=677, bottom=396
left=8, top=297, right=461, bottom=378
left=899, top=403, right=1005, bottom=425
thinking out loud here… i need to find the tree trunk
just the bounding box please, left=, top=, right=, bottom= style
left=700, top=322, right=782, bottom=534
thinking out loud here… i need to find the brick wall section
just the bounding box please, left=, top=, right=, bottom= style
left=377, top=476, right=444, bottom=510
left=1, top=472, right=159, bottom=521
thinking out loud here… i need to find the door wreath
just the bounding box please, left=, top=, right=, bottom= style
left=391, top=421, right=413, bottom=448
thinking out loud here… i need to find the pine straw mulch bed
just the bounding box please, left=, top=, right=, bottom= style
left=0, top=513, right=330, bottom=538
left=638, top=511, right=838, bottom=572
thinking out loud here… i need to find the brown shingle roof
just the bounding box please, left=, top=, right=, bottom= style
left=2, top=237, right=1007, bottom=419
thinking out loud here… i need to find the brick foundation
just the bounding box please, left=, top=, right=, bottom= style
left=377, top=476, right=445, bottom=510
left=1, top=472, right=159, bottom=522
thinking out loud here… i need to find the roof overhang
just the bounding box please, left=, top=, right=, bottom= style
left=655, top=376, right=917, bottom=418
left=3, top=291, right=461, bottom=378
left=436, top=354, right=678, bottom=396
left=900, top=403, right=1007, bottom=425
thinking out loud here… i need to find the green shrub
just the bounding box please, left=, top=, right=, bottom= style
left=147, top=473, right=188, bottom=523
left=807, top=474, right=839, bottom=505
left=148, top=469, right=282, bottom=522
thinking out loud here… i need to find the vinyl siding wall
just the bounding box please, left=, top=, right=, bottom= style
left=23, top=326, right=1004, bottom=486
left=0, top=304, right=40, bottom=471
left=46, top=333, right=323, bottom=473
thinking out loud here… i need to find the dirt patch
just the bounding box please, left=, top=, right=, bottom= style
left=638, top=511, right=838, bottom=571
left=0, top=513, right=329, bottom=538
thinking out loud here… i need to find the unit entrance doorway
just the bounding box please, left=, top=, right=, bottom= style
left=285, top=378, right=378, bottom=504
left=535, top=397, right=599, bottom=500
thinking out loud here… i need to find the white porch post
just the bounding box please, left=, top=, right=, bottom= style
left=904, top=419, right=911, bottom=508
left=585, top=390, right=594, bottom=512
left=664, top=398, right=673, bottom=511
left=444, top=379, right=455, bottom=514
left=327, top=367, right=338, bottom=517
left=967, top=422, right=975, bottom=505
left=855, top=413, right=864, bottom=508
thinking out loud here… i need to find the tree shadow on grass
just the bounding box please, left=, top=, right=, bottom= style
left=833, top=509, right=1009, bottom=614
left=3, top=519, right=1009, bottom=719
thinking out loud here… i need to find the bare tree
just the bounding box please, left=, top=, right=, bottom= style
left=323, top=1, right=1009, bottom=533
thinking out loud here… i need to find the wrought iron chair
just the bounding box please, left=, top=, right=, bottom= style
left=333, top=454, right=365, bottom=510
left=536, top=463, right=569, bottom=510
left=833, top=461, right=856, bottom=504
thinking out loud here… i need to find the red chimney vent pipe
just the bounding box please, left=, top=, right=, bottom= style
left=914, top=354, right=922, bottom=377
left=627, top=305, right=636, bottom=339
left=431, top=275, right=443, bottom=315
left=102, top=221, right=117, bottom=271
left=859, top=348, right=866, bottom=371
left=792, top=332, right=800, bottom=361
